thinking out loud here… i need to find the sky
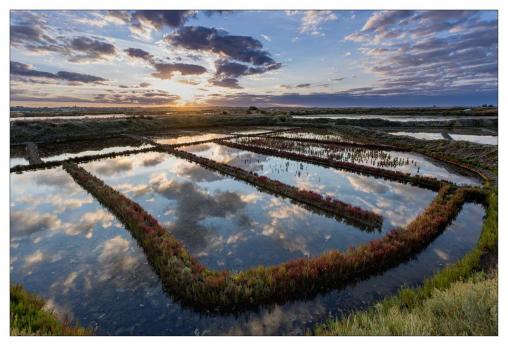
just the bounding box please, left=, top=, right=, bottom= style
left=10, top=10, right=498, bottom=107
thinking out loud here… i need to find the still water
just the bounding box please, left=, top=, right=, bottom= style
left=180, top=142, right=437, bottom=232
left=227, top=137, right=481, bottom=186
left=9, top=165, right=484, bottom=334
left=80, top=152, right=394, bottom=270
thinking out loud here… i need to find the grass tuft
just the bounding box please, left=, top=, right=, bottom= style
left=315, top=272, right=497, bottom=336
left=10, top=284, right=92, bottom=336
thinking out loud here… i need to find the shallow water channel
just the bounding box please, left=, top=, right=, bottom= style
left=80, top=151, right=392, bottom=269
left=227, top=137, right=481, bottom=186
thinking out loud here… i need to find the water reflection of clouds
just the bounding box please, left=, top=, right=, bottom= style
left=174, top=161, right=222, bottom=182
left=94, top=157, right=134, bottom=176
left=346, top=175, right=389, bottom=194
left=62, top=209, right=114, bottom=237
left=11, top=210, right=62, bottom=239
left=24, top=249, right=44, bottom=268
left=150, top=172, right=249, bottom=254
left=141, top=153, right=167, bottom=167
left=183, top=143, right=269, bottom=172
left=225, top=298, right=328, bottom=336
left=216, top=149, right=431, bottom=230
left=15, top=194, right=94, bottom=212
left=116, top=183, right=151, bottom=197
left=156, top=133, right=228, bottom=145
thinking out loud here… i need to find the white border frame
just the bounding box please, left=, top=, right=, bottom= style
left=2, top=1, right=504, bottom=344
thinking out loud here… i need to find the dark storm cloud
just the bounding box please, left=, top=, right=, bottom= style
left=11, top=61, right=107, bottom=84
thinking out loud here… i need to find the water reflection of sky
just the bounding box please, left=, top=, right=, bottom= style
left=10, top=167, right=485, bottom=336
left=154, top=133, right=231, bottom=145
left=42, top=144, right=153, bottom=162
left=275, top=130, right=350, bottom=142
left=449, top=134, right=498, bottom=145
left=81, top=152, right=390, bottom=271
left=10, top=157, right=29, bottom=167
left=389, top=131, right=446, bottom=140
left=293, top=114, right=498, bottom=122
left=230, top=137, right=480, bottom=186
left=390, top=131, right=498, bottom=146
left=181, top=142, right=437, bottom=231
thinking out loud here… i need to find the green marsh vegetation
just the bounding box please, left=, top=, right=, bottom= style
left=10, top=284, right=93, bottom=336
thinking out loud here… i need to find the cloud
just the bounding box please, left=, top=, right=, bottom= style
left=151, top=62, right=207, bottom=79
left=298, top=10, right=337, bottom=35
left=66, top=36, right=116, bottom=62
left=11, top=12, right=117, bottom=63
left=204, top=89, right=497, bottom=107
left=281, top=83, right=312, bottom=89
left=260, top=34, right=272, bottom=42
left=177, top=79, right=200, bottom=85
left=209, top=57, right=281, bottom=89
left=360, top=10, right=413, bottom=32
left=124, top=47, right=207, bottom=80
left=164, top=26, right=281, bottom=87
left=94, top=89, right=181, bottom=105
left=344, top=11, right=498, bottom=96
left=124, top=47, right=153, bottom=60
left=166, top=26, right=280, bottom=67
left=11, top=61, right=107, bottom=84
left=131, top=10, right=196, bottom=29
left=130, top=10, right=196, bottom=39
left=101, top=10, right=197, bottom=39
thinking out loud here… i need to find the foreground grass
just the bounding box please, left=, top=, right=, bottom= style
left=10, top=284, right=92, bottom=336
left=316, top=273, right=497, bottom=335
left=314, top=190, right=497, bottom=336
